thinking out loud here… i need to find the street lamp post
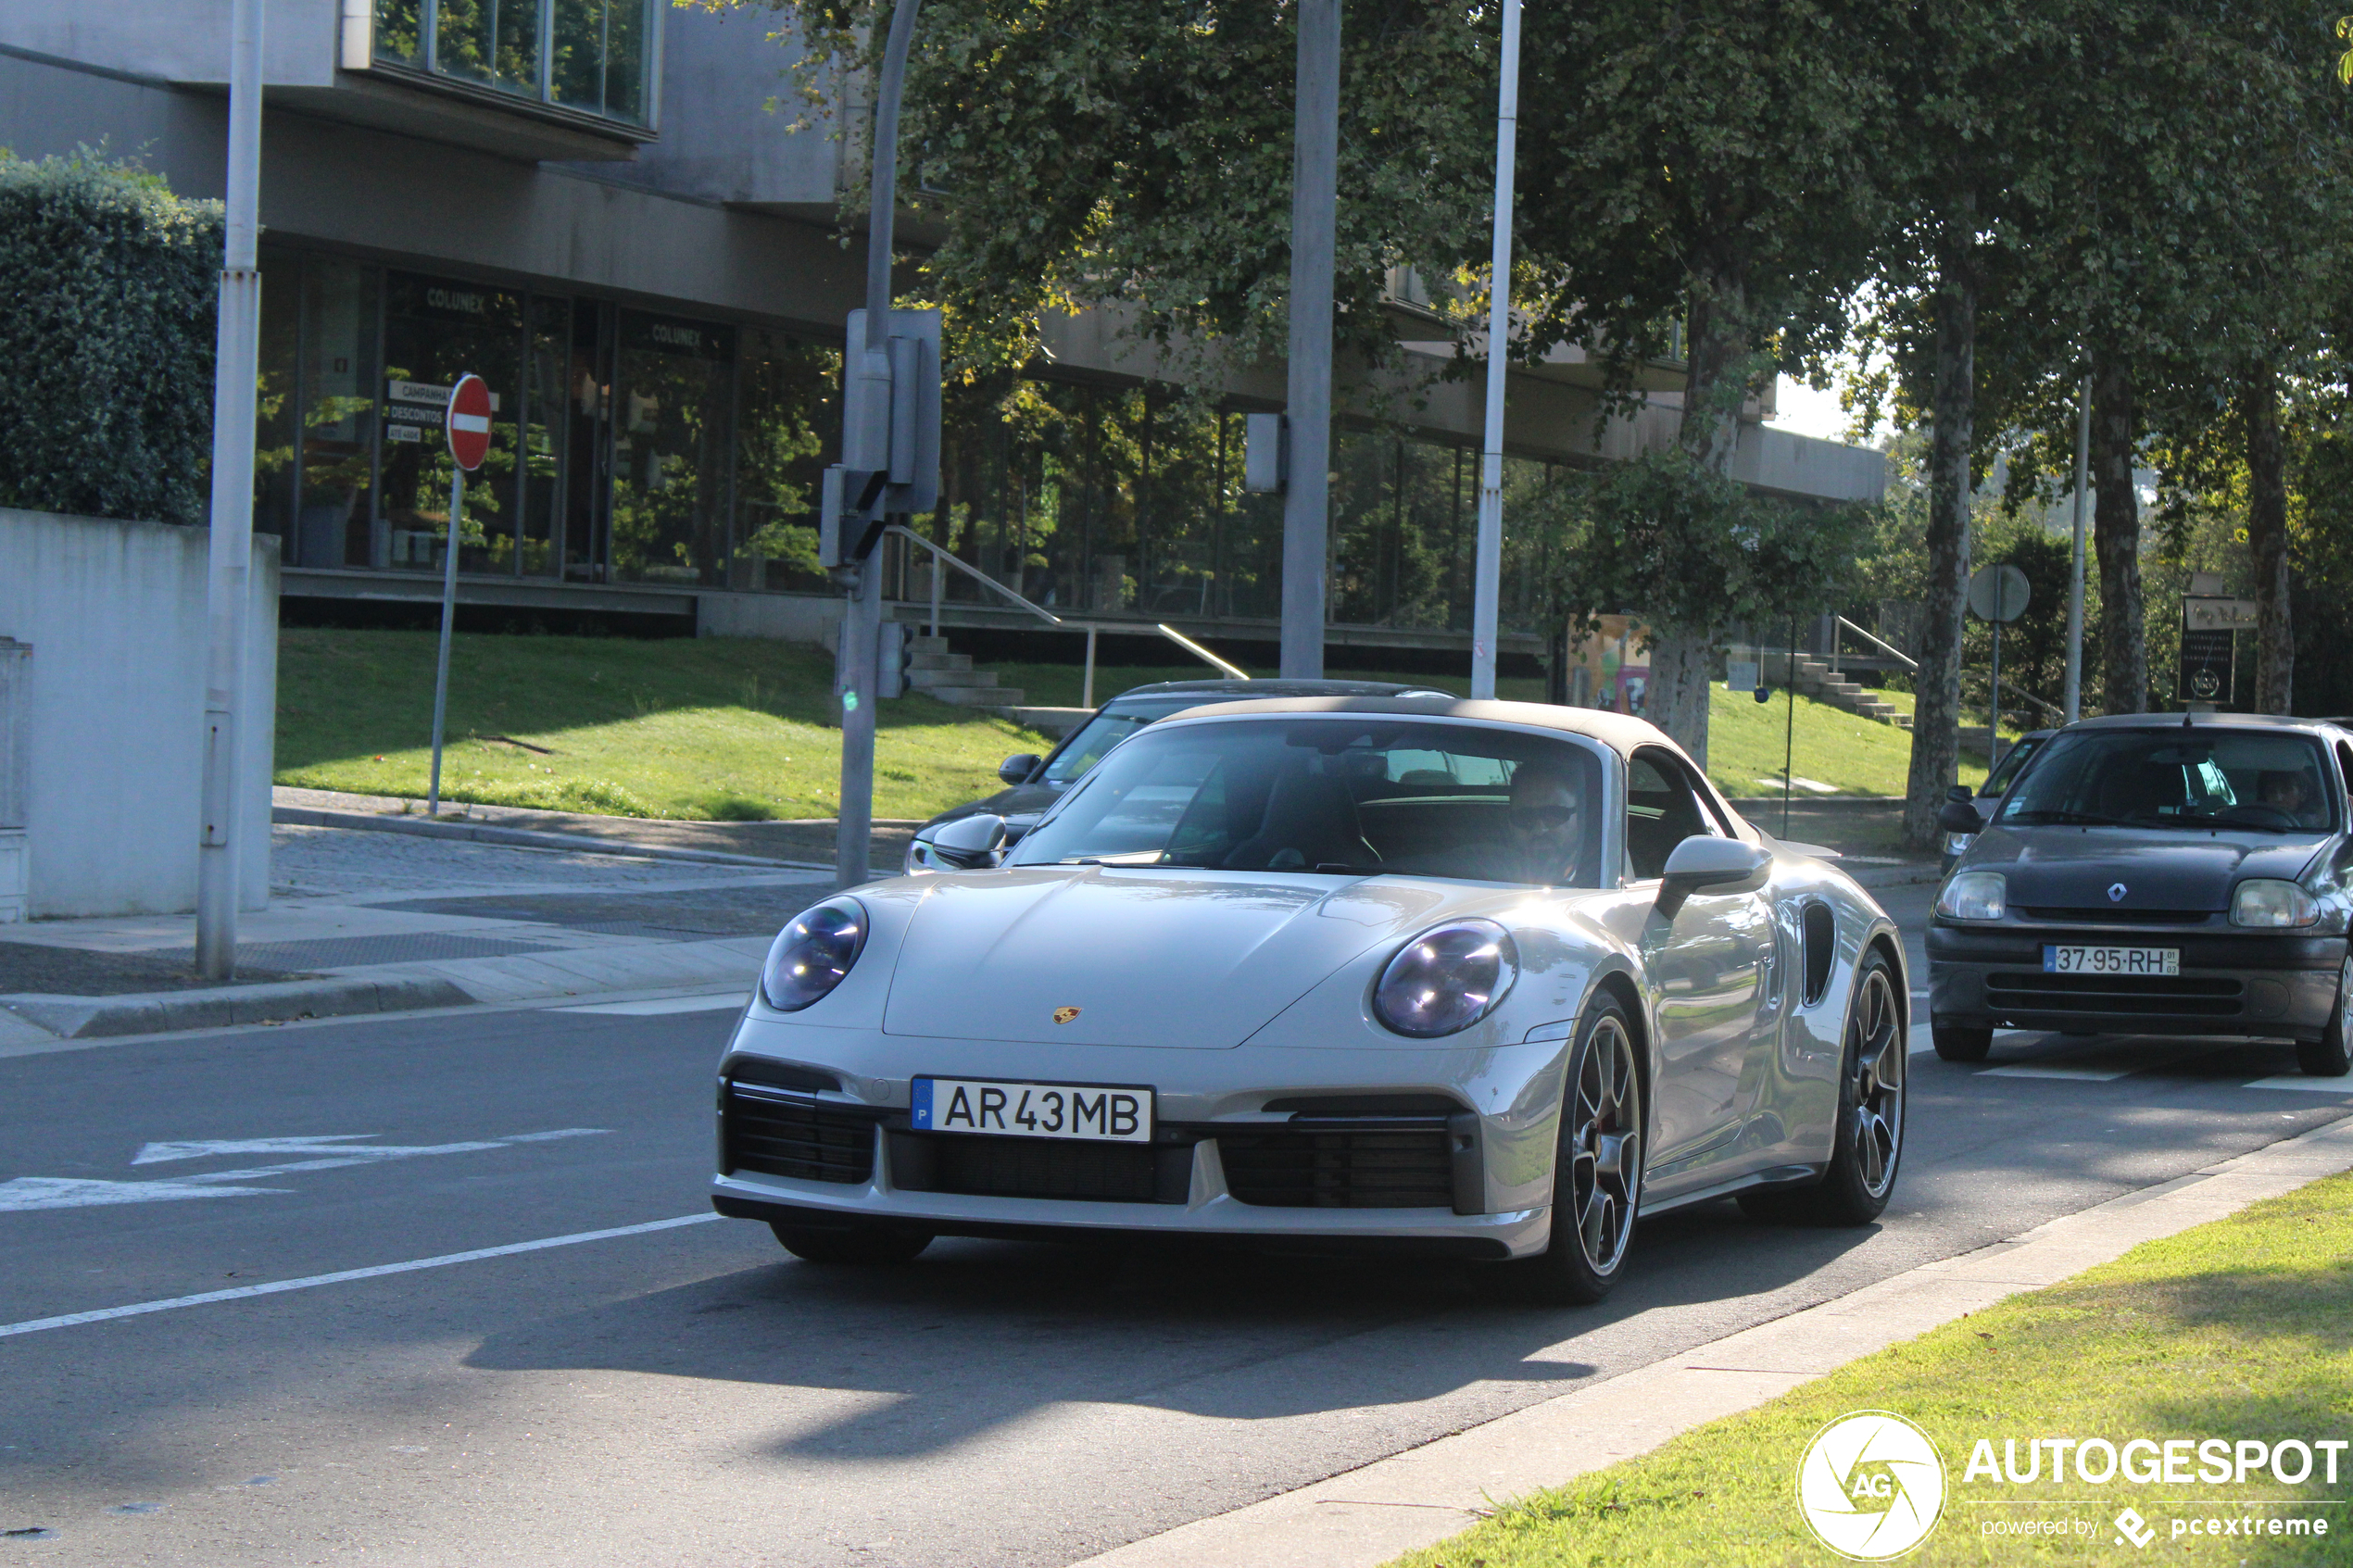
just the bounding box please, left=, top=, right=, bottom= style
left=195, top=0, right=264, bottom=980
left=1468, top=0, right=1522, bottom=702
left=1278, top=0, right=1342, bottom=679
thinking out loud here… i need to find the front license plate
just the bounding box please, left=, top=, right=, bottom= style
left=912, top=1077, right=1153, bottom=1142
left=2043, top=945, right=2180, bottom=976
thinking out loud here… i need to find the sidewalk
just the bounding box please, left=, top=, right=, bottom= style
left=0, top=821, right=834, bottom=1046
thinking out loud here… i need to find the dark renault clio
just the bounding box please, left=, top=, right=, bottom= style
left=1929, top=713, right=2353, bottom=1077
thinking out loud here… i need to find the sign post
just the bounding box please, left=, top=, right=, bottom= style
left=427, top=374, right=492, bottom=819
left=1967, top=563, right=2031, bottom=764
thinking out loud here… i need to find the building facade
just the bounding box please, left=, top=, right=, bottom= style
left=0, top=0, right=1885, bottom=663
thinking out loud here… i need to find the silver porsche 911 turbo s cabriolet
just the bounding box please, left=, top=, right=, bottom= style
left=711, top=696, right=1910, bottom=1303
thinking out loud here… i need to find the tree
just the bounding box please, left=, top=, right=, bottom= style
left=1508, top=0, right=1894, bottom=763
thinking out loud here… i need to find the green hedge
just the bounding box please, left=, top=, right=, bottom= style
left=0, top=150, right=221, bottom=526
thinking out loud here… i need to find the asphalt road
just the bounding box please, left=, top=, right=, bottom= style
left=3, top=883, right=2348, bottom=1567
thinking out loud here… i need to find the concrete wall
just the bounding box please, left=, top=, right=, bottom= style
left=696, top=589, right=842, bottom=647
left=0, top=510, right=277, bottom=919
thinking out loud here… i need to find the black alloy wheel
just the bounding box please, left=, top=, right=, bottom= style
left=1742, top=949, right=1906, bottom=1226
left=1516, top=997, right=1643, bottom=1305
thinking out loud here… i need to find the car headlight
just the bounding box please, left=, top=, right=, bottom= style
left=1371, top=919, right=1518, bottom=1038
left=761, top=898, right=869, bottom=1010
left=2233, top=879, right=2320, bottom=929
left=1935, top=871, right=2007, bottom=922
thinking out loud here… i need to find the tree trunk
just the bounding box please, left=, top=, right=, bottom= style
left=2241, top=362, right=2293, bottom=714
left=1650, top=263, right=1752, bottom=766
left=2090, top=354, right=2147, bottom=714
left=1902, top=233, right=1975, bottom=852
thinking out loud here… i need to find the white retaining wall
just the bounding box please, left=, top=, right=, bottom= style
left=0, top=508, right=277, bottom=919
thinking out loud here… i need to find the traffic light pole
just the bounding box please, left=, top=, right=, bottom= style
left=834, top=0, right=924, bottom=891
left=1278, top=0, right=1340, bottom=679
left=1468, top=0, right=1521, bottom=700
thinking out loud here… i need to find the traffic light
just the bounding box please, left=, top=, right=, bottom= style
left=821, top=307, right=941, bottom=570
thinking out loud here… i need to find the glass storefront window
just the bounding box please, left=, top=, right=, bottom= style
left=373, top=0, right=655, bottom=126
left=736, top=329, right=839, bottom=592
left=608, top=311, right=734, bottom=586
left=297, top=257, right=382, bottom=569
left=377, top=272, right=524, bottom=574
left=253, top=252, right=301, bottom=549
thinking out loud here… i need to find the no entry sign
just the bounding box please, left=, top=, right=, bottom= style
left=446, top=374, right=491, bottom=471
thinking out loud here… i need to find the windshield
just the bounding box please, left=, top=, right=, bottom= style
left=1982, top=734, right=2045, bottom=797
left=1038, top=698, right=1206, bottom=784
left=1997, top=729, right=2336, bottom=833
left=1011, top=718, right=1607, bottom=885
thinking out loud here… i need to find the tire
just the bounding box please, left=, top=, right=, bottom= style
left=770, top=1221, right=934, bottom=1265
left=2298, top=955, right=2353, bottom=1077
left=1931, top=1023, right=1993, bottom=1062
left=1740, top=950, right=1906, bottom=1227
left=1514, top=997, right=1644, bottom=1305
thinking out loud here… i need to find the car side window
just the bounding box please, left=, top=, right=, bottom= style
left=1625, top=749, right=1717, bottom=880
left=2337, top=741, right=2353, bottom=803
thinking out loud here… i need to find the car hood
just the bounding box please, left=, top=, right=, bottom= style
left=1965, top=826, right=2326, bottom=911
left=882, top=868, right=1466, bottom=1047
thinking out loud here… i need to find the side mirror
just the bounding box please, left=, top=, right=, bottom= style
left=1656, top=834, right=1770, bottom=918
left=1945, top=784, right=1974, bottom=805
left=911, top=812, right=1008, bottom=872
left=1938, top=800, right=1986, bottom=834
left=999, top=753, right=1043, bottom=787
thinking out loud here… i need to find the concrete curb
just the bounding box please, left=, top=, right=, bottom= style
left=1, top=974, right=476, bottom=1040
left=1073, top=1114, right=2353, bottom=1568
left=271, top=806, right=832, bottom=872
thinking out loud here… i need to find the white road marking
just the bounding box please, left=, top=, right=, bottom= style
left=0, top=1130, right=610, bottom=1212
left=556, top=992, right=748, bottom=1016
left=0, top=1176, right=294, bottom=1210
left=2243, top=1075, right=2353, bottom=1094
left=0, top=1212, right=721, bottom=1339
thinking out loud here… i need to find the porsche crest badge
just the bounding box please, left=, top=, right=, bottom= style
left=1053, top=1006, right=1082, bottom=1025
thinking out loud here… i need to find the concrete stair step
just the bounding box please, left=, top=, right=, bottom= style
left=927, top=684, right=1026, bottom=708
left=906, top=635, right=952, bottom=656
left=907, top=651, right=974, bottom=672
left=907, top=667, right=1000, bottom=690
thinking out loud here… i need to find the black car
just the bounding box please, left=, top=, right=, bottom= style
left=1928, top=712, right=2353, bottom=1076
left=904, top=678, right=1454, bottom=872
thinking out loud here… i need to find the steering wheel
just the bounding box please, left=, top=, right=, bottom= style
left=2222, top=804, right=2301, bottom=829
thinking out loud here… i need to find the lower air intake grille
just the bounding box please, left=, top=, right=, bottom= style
left=724, top=1084, right=876, bottom=1185
left=1986, top=972, right=2244, bottom=1017
left=1219, top=1129, right=1454, bottom=1209
left=891, top=1133, right=1186, bottom=1203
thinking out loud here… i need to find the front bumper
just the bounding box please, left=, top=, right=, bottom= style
left=1928, top=922, right=2343, bottom=1042
left=708, top=1022, right=1571, bottom=1261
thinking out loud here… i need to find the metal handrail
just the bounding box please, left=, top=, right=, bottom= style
left=888, top=523, right=1063, bottom=631
left=1998, top=675, right=2067, bottom=722
left=1834, top=615, right=1918, bottom=672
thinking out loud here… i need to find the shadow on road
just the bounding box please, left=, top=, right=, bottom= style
left=464, top=1200, right=1883, bottom=1461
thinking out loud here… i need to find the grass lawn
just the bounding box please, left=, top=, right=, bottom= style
left=1391, top=1170, right=2353, bottom=1568
left=275, top=628, right=1051, bottom=822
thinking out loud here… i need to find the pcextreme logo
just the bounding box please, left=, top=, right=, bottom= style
left=1796, top=1411, right=1949, bottom=1560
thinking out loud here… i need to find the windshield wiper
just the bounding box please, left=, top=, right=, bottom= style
left=2003, top=809, right=2131, bottom=827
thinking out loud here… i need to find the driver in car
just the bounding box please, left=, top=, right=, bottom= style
left=2258, top=769, right=2325, bottom=829
left=1457, top=759, right=1592, bottom=886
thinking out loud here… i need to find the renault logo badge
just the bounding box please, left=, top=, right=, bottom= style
left=2108, top=883, right=2128, bottom=902
left=1053, top=1006, right=1082, bottom=1025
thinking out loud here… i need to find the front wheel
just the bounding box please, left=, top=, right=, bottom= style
left=2298, top=955, right=2353, bottom=1077
left=770, top=1221, right=934, bottom=1264
left=1741, top=950, right=1906, bottom=1227
left=1514, top=998, right=1643, bottom=1305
